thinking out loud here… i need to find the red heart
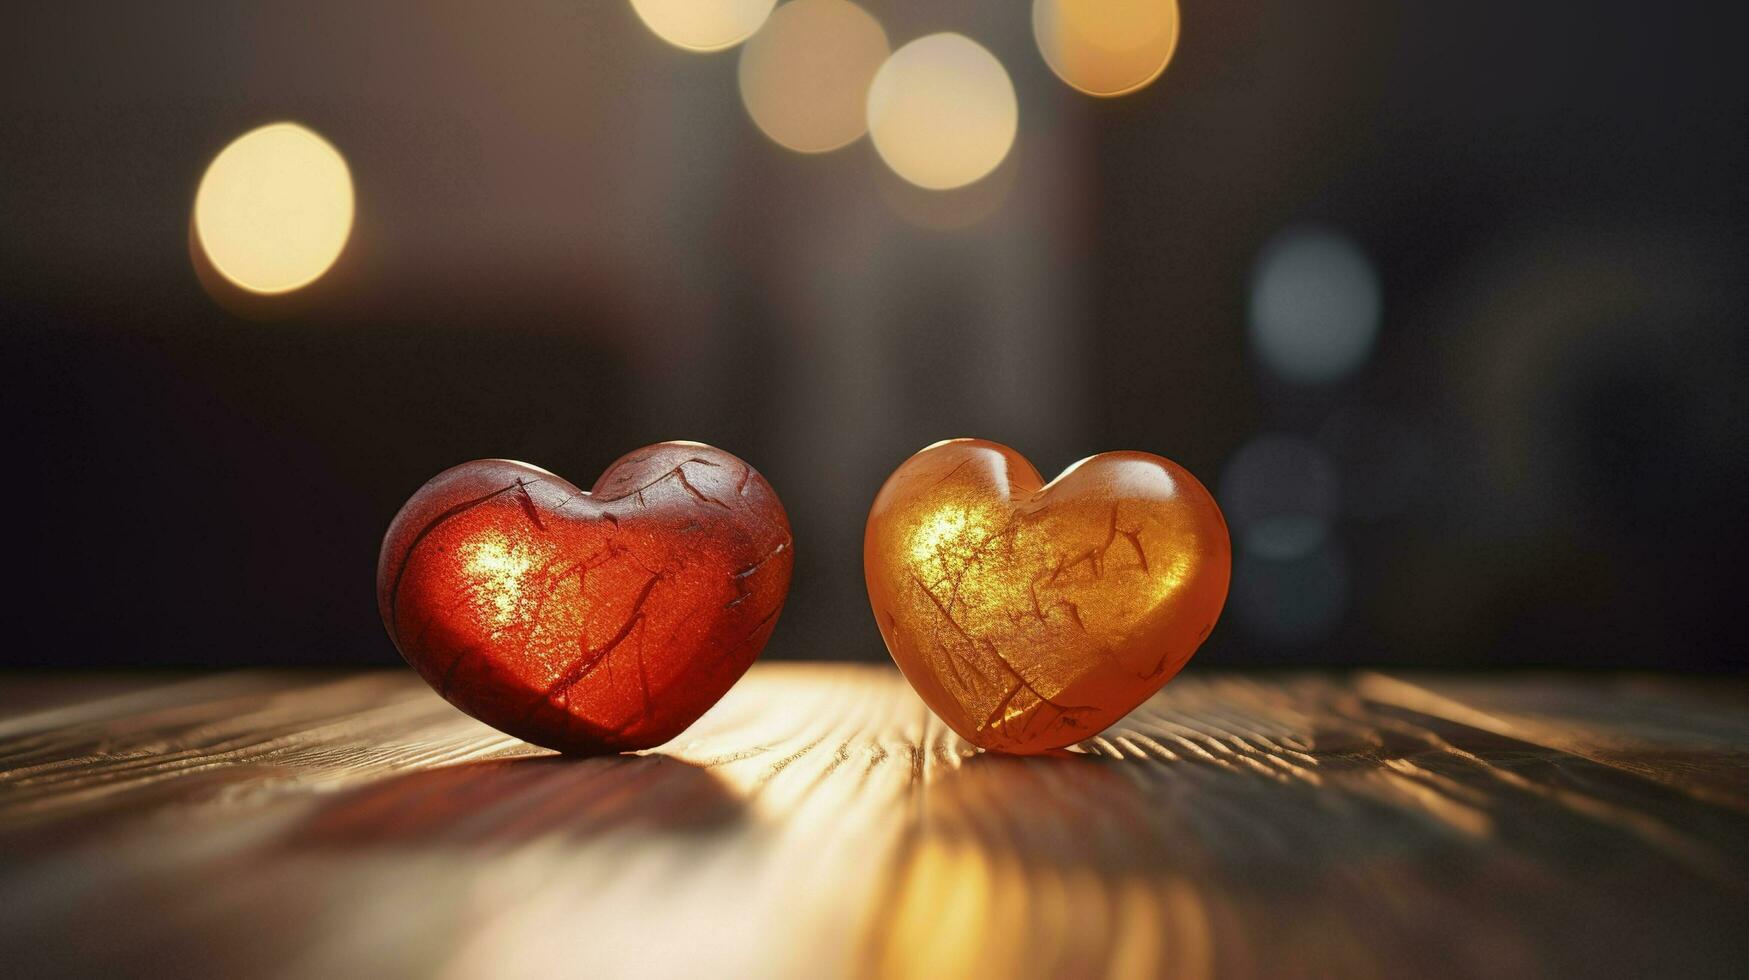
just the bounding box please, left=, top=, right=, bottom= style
left=376, top=442, right=793, bottom=754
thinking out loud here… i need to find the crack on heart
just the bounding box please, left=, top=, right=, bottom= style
left=884, top=468, right=1213, bottom=749
left=513, top=480, right=547, bottom=530
left=535, top=570, right=664, bottom=713
left=601, top=457, right=732, bottom=511
left=725, top=536, right=793, bottom=613
left=909, top=572, right=1097, bottom=743
left=521, top=529, right=792, bottom=725
left=923, top=518, right=1021, bottom=621
left=733, top=539, right=790, bottom=581
left=1046, top=503, right=1150, bottom=586
left=727, top=602, right=784, bottom=665
left=387, top=479, right=538, bottom=647
left=926, top=456, right=976, bottom=490
left=436, top=639, right=474, bottom=698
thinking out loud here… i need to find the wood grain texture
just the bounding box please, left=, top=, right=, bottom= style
left=2, top=666, right=1746, bottom=979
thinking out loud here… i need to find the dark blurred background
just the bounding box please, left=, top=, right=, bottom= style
left=3, top=1, right=1746, bottom=671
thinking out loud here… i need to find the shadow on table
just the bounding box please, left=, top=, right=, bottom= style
left=288, top=753, right=744, bottom=849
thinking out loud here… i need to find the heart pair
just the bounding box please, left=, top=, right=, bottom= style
left=378, top=439, right=1229, bottom=755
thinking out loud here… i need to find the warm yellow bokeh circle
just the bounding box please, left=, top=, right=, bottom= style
left=738, top=0, right=890, bottom=153
left=193, top=122, right=354, bottom=295
left=630, top=0, right=777, bottom=53
left=866, top=33, right=1018, bottom=191
left=1032, top=0, right=1181, bottom=97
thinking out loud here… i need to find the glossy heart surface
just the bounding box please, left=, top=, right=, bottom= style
left=865, top=439, right=1230, bottom=753
left=378, top=443, right=792, bottom=754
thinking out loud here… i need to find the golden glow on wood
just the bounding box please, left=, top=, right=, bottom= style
left=3, top=667, right=1746, bottom=978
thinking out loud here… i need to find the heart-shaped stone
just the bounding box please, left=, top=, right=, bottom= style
left=865, top=439, right=1230, bottom=754
left=377, top=442, right=792, bottom=754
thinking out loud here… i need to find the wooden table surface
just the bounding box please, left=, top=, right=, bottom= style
left=2, top=665, right=1746, bottom=979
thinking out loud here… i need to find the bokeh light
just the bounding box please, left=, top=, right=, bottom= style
left=193, top=122, right=354, bottom=295
left=866, top=33, right=1018, bottom=191
left=630, top=0, right=776, bottom=53
left=1248, top=225, right=1381, bottom=385
left=738, top=0, right=889, bottom=153
left=1219, top=434, right=1339, bottom=561
left=1032, top=0, right=1180, bottom=97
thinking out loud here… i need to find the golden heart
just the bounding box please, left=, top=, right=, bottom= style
left=865, top=439, right=1230, bottom=753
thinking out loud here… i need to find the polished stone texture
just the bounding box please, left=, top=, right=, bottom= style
left=865, top=438, right=1230, bottom=753
left=377, top=442, right=792, bottom=753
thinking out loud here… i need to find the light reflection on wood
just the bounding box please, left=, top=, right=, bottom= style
left=1, top=666, right=1745, bottom=979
